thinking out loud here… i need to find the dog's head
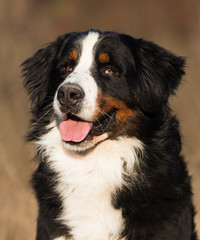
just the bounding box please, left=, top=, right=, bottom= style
left=22, top=30, right=185, bottom=152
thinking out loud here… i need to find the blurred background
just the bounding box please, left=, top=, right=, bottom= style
left=0, top=0, right=199, bottom=239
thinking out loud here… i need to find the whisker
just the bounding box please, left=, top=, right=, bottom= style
left=96, top=107, right=127, bottom=133
left=93, top=114, right=105, bottom=133
left=42, top=101, right=54, bottom=110
left=33, top=107, right=54, bottom=126
left=40, top=97, right=54, bottom=105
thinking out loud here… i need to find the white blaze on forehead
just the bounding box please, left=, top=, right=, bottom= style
left=75, top=31, right=99, bottom=72
left=56, top=31, right=100, bottom=121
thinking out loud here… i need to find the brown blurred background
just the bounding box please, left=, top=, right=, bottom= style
left=0, top=0, right=199, bottom=239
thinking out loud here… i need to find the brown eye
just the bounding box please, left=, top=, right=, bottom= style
left=66, top=65, right=73, bottom=72
left=104, top=68, right=114, bottom=75
left=104, top=68, right=119, bottom=77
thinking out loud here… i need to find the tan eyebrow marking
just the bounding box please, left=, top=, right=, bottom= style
left=98, top=52, right=110, bottom=64
left=69, top=50, right=78, bottom=61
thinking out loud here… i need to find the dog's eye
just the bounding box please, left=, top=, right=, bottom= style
left=65, top=65, right=73, bottom=72
left=104, top=68, right=114, bottom=75
left=104, top=68, right=119, bottom=77
left=60, top=65, right=73, bottom=73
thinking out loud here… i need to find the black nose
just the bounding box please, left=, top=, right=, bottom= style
left=57, top=83, right=84, bottom=110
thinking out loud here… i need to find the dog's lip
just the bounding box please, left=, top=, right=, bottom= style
left=92, top=109, right=116, bottom=136
left=56, top=109, right=116, bottom=143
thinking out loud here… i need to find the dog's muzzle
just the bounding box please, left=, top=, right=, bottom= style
left=55, top=82, right=116, bottom=145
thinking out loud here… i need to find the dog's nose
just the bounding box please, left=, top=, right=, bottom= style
left=57, top=83, right=84, bottom=109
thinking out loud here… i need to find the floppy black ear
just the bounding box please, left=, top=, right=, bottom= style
left=22, top=33, right=73, bottom=107
left=135, top=39, right=185, bottom=113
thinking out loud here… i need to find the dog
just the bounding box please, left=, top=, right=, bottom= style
left=22, top=30, right=197, bottom=240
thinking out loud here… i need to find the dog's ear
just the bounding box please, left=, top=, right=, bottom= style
left=22, top=33, right=73, bottom=107
left=135, top=39, right=185, bottom=113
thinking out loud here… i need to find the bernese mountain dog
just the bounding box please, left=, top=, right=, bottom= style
left=22, top=30, right=197, bottom=240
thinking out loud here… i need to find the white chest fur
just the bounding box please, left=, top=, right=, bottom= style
left=37, top=123, right=143, bottom=240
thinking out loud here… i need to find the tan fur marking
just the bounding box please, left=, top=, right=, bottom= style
left=98, top=52, right=110, bottom=64
left=95, top=91, right=133, bottom=125
left=69, top=50, right=78, bottom=61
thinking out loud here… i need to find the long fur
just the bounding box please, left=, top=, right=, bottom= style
left=22, top=30, right=197, bottom=240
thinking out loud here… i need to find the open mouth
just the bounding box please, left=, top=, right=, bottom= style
left=58, top=109, right=116, bottom=144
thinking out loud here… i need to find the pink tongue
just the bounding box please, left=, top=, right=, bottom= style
left=59, top=119, right=93, bottom=143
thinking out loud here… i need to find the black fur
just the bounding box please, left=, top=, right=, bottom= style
left=22, top=30, right=197, bottom=240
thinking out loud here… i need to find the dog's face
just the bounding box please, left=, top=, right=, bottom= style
left=22, top=30, right=185, bottom=152
left=53, top=31, right=137, bottom=151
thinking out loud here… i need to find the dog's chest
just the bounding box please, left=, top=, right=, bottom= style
left=39, top=127, right=142, bottom=239
left=51, top=142, right=125, bottom=239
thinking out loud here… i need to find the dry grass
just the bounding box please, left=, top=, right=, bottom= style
left=0, top=0, right=199, bottom=239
